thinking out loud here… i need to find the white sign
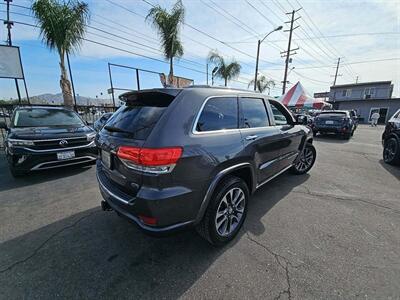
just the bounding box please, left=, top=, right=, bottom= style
left=0, top=45, right=24, bottom=79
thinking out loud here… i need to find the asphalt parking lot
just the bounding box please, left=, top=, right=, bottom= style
left=0, top=125, right=399, bottom=299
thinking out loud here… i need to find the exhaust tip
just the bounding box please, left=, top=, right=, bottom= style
left=101, top=201, right=113, bottom=211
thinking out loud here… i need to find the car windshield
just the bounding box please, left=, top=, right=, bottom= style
left=318, top=112, right=346, bottom=118
left=13, top=108, right=84, bottom=127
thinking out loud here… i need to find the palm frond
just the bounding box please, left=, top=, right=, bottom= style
left=208, top=50, right=241, bottom=85
left=31, top=0, right=89, bottom=56
left=146, top=0, right=184, bottom=60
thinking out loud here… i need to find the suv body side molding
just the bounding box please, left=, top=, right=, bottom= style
left=194, top=162, right=253, bottom=224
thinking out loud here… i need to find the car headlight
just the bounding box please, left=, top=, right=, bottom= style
left=7, top=139, right=35, bottom=147
left=86, top=132, right=96, bottom=142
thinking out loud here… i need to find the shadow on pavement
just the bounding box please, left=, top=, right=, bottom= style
left=0, top=171, right=310, bottom=298
left=244, top=172, right=310, bottom=236
left=379, top=159, right=400, bottom=180
left=0, top=153, right=94, bottom=192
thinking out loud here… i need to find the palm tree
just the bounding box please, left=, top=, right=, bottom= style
left=208, top=50, right=241, bottom=86
left=32, top=0, right=89, bottom=107
left=146, top=0, right=184, bottom=85
left=248, top=75, right=275, bottom=94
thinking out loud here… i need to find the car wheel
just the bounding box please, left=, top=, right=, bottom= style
left=343, top=133, right=351, bottom=140
left=290, top=144, right=316, bottom=175
left=196, top=176, right=249, bottom=246
left=383, top=138, right=400, bottom=165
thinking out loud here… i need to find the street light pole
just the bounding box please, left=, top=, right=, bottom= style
left=253, top=26, right=283, bottom=91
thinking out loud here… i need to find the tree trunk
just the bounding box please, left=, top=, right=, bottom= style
left=168, top=56, right=174, bottom=86
left=59, top=53, right=74, bottom=109
left=224, top=78, right=227, bottom=87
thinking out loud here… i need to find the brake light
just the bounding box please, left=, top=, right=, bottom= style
left=117, top=146, right=182, bottom=173
left=140, top=147, right=182, bottom=166
left=138, top=215, right=157, bottom=226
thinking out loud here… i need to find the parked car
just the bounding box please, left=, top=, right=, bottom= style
left=348, top=109, right=358, bottom=129
left=94, top=112, right=113, bottom=132
left=96, top=87, right=316, bottom=245
left=313, top=110, right=356, bottom=139
left=0, top=106, right=98, bottom=177
left=0, top=111, right=10, bottom=118
left=382, top=108, right=400, bottom=165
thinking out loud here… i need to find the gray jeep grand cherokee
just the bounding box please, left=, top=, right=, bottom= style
left=96, top=86, right=316, bottom=245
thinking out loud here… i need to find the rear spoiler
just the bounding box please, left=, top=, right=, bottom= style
left=119, top=88, right=182, bottom=102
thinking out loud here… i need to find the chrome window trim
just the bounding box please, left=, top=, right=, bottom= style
left=192, top=95, right=239, bottom=135
left=14, top=141, right=95, bottom=153
left=192, top=95, right=280, bottom=135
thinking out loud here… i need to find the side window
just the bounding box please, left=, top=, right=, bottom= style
left=269, top=102, right=289, bottom=125
left=196, top=97, right=238, bottom=132
left=240, top=97, right=269, bottom=128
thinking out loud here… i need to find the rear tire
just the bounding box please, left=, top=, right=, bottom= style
left=343, top=133, right=351, bottom=140
left=196, top=176, right=249, bottom=246
left=290, top=144, right=316, bottom=175
left=383, top=137, right=400, bottom=165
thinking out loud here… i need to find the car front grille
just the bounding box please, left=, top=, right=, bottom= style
left=30, top=137, right=90, bottom=150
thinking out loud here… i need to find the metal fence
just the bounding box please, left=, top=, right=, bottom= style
left=0, top=104, right=117, bottom=149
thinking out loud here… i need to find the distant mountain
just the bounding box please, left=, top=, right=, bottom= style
left=26, top=93, right=113, bottom=106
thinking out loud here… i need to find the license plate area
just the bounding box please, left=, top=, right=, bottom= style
left=325, top=120, right=334, bottom=125
left=101, top=150, right=112, bottom=169
left=57, top=150, right=75, bottom=160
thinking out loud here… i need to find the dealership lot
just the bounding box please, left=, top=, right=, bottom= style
left=0, top=125, right=399, bottom=299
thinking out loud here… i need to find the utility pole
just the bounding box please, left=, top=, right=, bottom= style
left=282, top=8, right=301, bottom=95
left=355, top=75, right=359, bottom=84
left=4, top=0, right=22, bottom=104
left=206, top=63, right=209, bottom=85
left=333, top=57, right=341, bottom=86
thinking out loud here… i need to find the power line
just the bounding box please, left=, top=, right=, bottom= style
left=2, top=18, right=256, bottom=87
left=136, top=0, right=282, bottom=66
left=292, top=70, right=331, bottom=85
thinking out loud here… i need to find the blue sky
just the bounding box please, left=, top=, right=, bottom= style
left=0, top=0, right=399, bottom=102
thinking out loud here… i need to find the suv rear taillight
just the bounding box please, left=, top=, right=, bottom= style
left=117, top=146, right=182, bottom=174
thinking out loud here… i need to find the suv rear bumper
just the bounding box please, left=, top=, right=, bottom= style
left=96, top=163, right=197, bottom=233
left=314, top=126, right=351, bottom=134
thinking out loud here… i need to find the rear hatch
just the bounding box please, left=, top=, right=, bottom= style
left=316, top=112, right=347, bottom=126
left=96, top=89, right=180, bottom=196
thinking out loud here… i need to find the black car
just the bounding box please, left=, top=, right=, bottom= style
left=93, top=112, right=113, bottom=132
left=0, top=106, right=98, bottom=177
left=313, top=110, right=356, bottom=139
left=382, top=108, right=400, bottom=165
left=96, top=87, right=316, bottom=245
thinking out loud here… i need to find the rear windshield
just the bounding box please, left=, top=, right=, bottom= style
left=318, top=112, right=346, bottom=118
left=13, top=108, right=84, bottom=127
left=104, top=92, right=175, bottom=140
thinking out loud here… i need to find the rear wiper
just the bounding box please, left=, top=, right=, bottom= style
left=104, top=125, right=131, bottom=134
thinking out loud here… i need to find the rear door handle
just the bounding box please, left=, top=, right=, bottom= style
left=245, top=135, right=258, bottom=141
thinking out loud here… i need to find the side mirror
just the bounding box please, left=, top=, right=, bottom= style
left=296, top=115, right=308, bottom=125
left=0, top=121, right=8, bottom=130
